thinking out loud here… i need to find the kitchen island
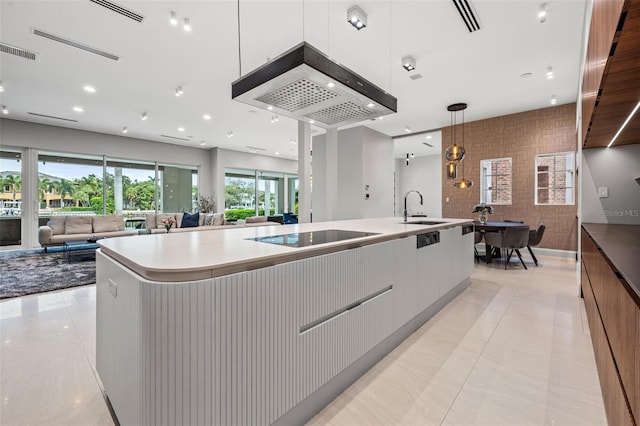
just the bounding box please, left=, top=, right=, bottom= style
left=96, top=217, right=474, bottom=425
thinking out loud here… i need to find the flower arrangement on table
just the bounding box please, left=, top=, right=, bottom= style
left=161, top=217, right=176, bottom=232
left=472, top=203, right=494, bottom=224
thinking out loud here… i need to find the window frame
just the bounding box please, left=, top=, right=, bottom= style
left=480, top=157, right=513, bottom=205
left=534, top=151, right=575, bottom=206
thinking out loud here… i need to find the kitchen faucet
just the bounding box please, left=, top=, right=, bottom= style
left=403, top=190, right=424, bottom=222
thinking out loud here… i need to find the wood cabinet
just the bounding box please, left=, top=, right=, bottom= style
left=581, top=227, right=639, bottom=425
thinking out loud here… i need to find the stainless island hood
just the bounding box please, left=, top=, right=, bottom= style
left=231, top=42, right=397, bottom=128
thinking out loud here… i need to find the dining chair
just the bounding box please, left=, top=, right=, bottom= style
left=527, top=223, right=545, bottom=266
left=474, top=231, right=483, bottom=263
left=483, top=225, right=530, bottom=270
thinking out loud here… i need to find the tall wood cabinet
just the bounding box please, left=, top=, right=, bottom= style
left=581, top=225, right=639, bottom=426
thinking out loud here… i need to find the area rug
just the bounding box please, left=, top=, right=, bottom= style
left=0, top=250, right=96, bottom=299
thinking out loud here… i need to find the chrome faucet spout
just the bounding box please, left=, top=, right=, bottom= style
left=403, top=190, right=424, bottom=222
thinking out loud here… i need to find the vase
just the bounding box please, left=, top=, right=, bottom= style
left=165, top=227, right=171, bottom=233
left=479, top=212, right=488, bottom=224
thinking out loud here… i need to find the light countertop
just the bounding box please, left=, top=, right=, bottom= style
left=98, top=217, right=473, bottom=282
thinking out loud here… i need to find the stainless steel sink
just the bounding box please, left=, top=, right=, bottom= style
left=401, top=220, right=446, bottom=225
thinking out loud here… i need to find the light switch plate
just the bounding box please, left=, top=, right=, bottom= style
left=598, top=187, right=608, bottom=198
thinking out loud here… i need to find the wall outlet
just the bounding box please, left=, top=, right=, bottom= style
left=598, top=187, right=608, bottom=198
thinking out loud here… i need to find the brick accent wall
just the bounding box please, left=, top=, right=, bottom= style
left=442, top=103, right=578, bottom=251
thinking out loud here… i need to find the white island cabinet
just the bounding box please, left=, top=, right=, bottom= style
left=96, top=217, right=474, bottom=425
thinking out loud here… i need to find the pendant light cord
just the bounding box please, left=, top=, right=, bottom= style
left=237, top=0, right=242, bottom=77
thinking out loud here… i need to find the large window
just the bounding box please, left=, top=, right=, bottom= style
left=225, top=168, right=298, bottom=219
left=38, top=152, right=199, bottom=219
left=535, top=152, right=575, bottom=205
left=480, top=158, right=512, bottom=204
left=0, top=150, right=23, bottom=246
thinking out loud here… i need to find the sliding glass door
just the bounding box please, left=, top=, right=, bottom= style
left=0, top=150, right=23, bottom=247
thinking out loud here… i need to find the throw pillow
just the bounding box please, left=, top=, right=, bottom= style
left=203, top=214, right=215, bottom=226
left=145, top=213, right=157, bottom=229
left=245, top=216, right=268, bottom=224
left=65, top=216, right=93, bottom=234
left=93, top=215, right=118, bottom=233
left=213, top=213, right=224, bottom=226
left=48, top=216, right=66, bottom=235
left=181, top=212, right=200, bottom=228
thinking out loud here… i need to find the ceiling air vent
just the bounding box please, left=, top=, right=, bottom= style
left=32, top=28, right=119, bottom=61
left=0, top=42, right=39, bottom=61
left=160, top=135, right=190, bottom=142
left=28, top=112, right=78, bottom=122
left=89, top=0, right=144, bottom=22
left=452, top=0, right=481, bottom=32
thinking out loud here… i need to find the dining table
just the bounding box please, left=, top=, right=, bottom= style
left=474, top=221, right=529, bottom=263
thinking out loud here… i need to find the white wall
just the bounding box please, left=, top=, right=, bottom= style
left=395, top=154, right=442, bottom=218
left=581, top=144, right=640, bottom=224
left=210, top=147, right=298, bottom=214
left=314, top=126, right=394, bottom=221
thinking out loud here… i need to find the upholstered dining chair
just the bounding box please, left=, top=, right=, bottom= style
left=483, top=225, right=530, bottom=270
left=527, top=223, right=546, bottom=266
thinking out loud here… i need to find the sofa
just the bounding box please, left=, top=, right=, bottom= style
left=144, top=212, right=281, bottom=234
left=38, top=215, right=137, bottom=251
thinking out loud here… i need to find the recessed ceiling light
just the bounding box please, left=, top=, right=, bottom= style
left=203, top=114, right=211, bottom=120
left=83, top=85, right=96, bottom=93
left=275, top=151, right=280, bottom=155
left=141, top=112, right=148, bottom=120
left=170, top=11, right=178, bottom=26
left=227, top=131, right=234, bottom=138
left=175, top=86, right=184, bottom=97
left=183, top=18, right=191, bottom=32
left=377, top=116, right=384, bottom=120
left=405, top=126, right=411, bottom=133
left=73, top=106, right=84, bottom=112
left=177, top=127, right=185, bottom=132
left=546, top=66, right=554, bottom=79
left=200, top=141, right=206, bottom=146
left=550, top=95, right=557, bottom=105
left=2, top=105, right=8, bottom=115
left=122, top=126, right=128, bottom=133
left=271, top=115, right=279, bottom=123
left=367, top=103, right=375, bottom=108
left=327, top=82, right=335, bottom=88
left=267, top=105, right=274, bottom=111
left=309, top=119, right=315, bottom=124
left=401, top=55, right=416, bottom=72
left=426, top=135, right=432, bottom=139
left=0, top=81, right=4, bottom=92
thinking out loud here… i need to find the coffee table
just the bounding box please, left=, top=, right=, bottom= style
left=63, top=239, right=100, bottom=263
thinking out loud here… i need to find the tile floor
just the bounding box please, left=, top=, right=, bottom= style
left=0, top=256, right=606, bottom=425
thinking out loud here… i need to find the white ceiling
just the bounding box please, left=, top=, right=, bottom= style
left=0, top=0, right=586, bottom=161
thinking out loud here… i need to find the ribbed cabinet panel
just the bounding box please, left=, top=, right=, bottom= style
left=132, top=240, right=399, bottom=425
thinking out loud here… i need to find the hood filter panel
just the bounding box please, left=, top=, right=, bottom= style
left=232, top=42, right=397, bottom=128
left=257, top=79, right=338, bottom=112
left=308, top=102, right=376, bottom=125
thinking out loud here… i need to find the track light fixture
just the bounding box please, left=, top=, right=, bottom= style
left=405, top=125, right=411, bottom=133
left=347, top=5, right=367, bottom=30
left=0, top=81, right=4, bottom=92
left=175, top=86, right=184, bottom=97
left=141, top=112, right=148, bottom=120
left=227, top=131, right=234, bottom=138
left=546, top=66, right=554, bottom=79
left=170, top=11, right=178, bottom=26
left=122, top=126, right=128, bottom=133
left=271, top=115, right=279, bottom=123
left=538, top=3, right=547, bottom=23
left=402, top=55, right=416, bottom=72
left=183, top=18, right=191, bottom=32
left=550, top=95, right=557, bottom=105
left=2, top=105, right=8, bottom=115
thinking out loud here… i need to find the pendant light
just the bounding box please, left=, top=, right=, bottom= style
left=444, top=102, right=473, bottom=189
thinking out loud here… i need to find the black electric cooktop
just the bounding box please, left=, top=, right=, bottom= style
left=249, top=229, right=379, bottom=248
